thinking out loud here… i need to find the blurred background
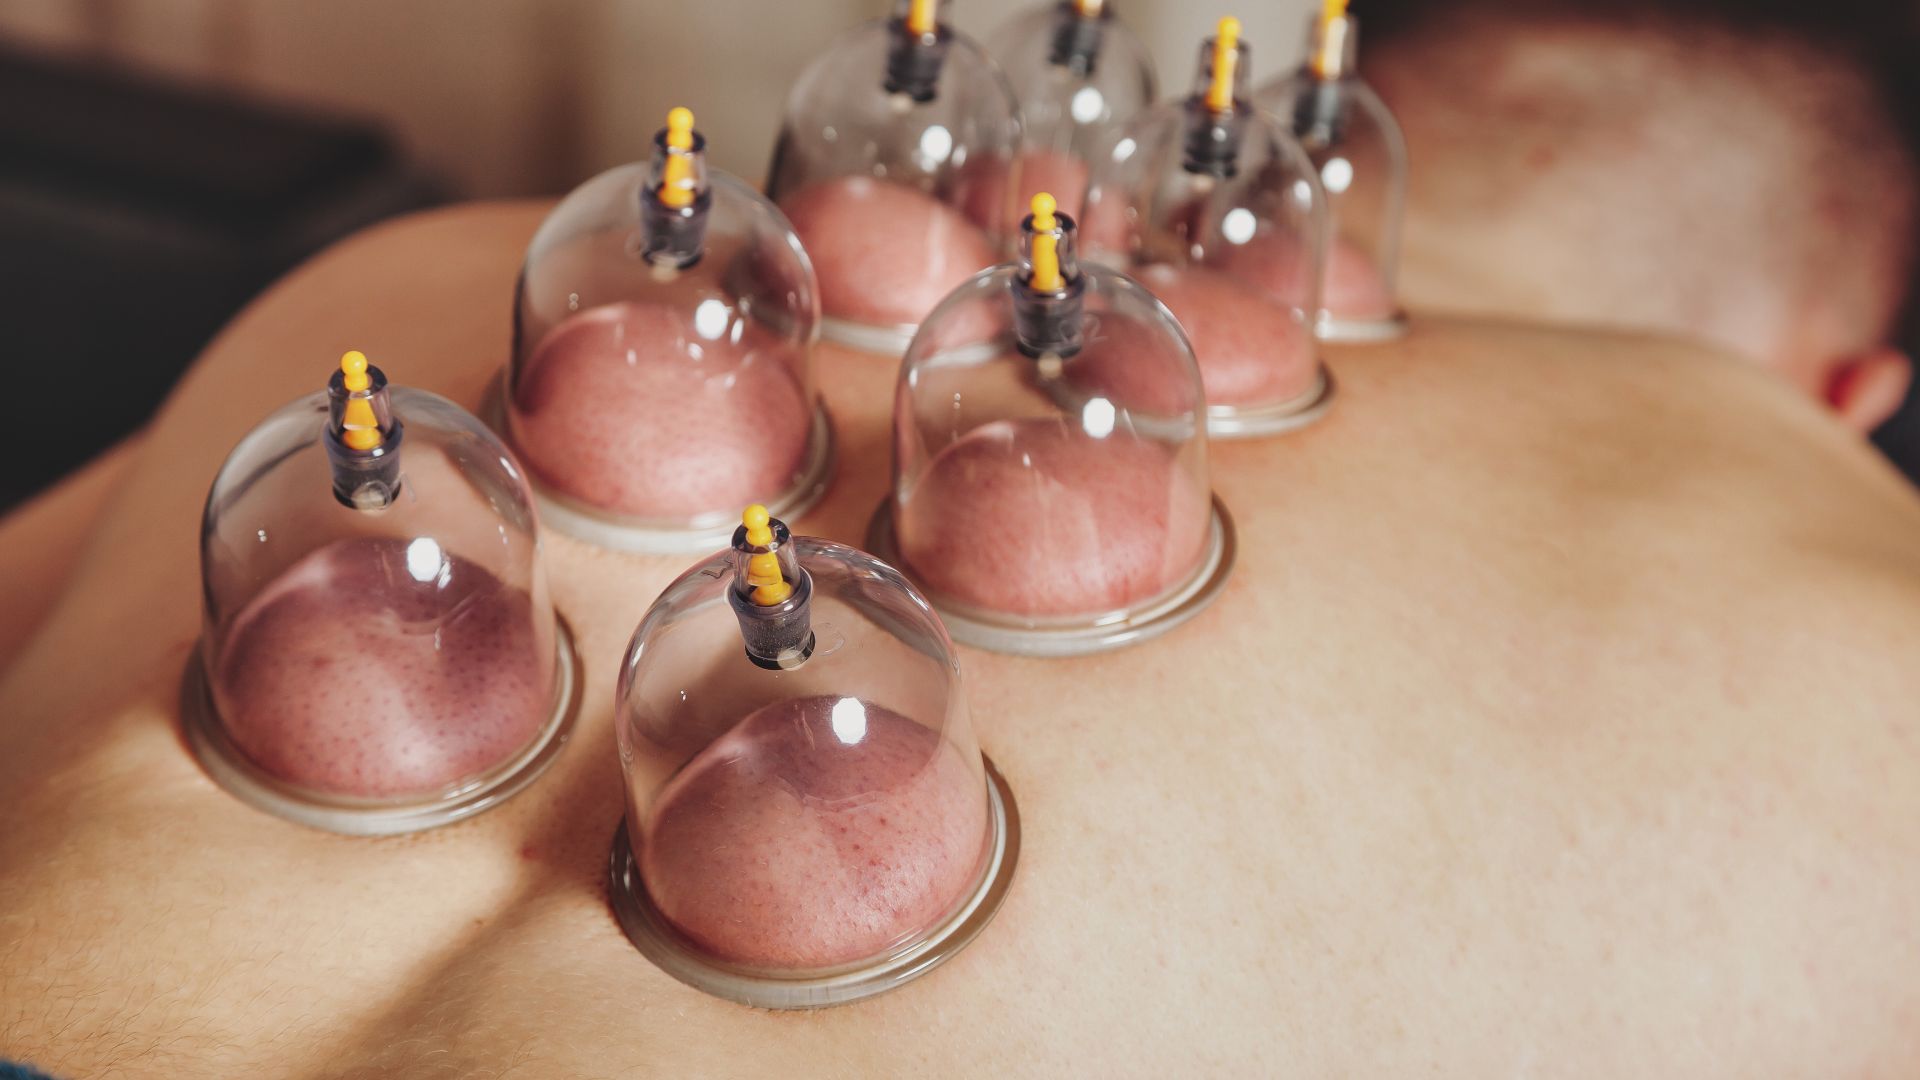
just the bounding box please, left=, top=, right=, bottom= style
left=0, top=0, right=1315, bottom=195
left=0, top=0, right=1915, bottom=509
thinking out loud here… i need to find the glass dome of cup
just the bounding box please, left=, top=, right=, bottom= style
left=766, top=0, right=1023, bottom=352
left=877, top=194, right=1237, bottom=655
left=609, top=508, right=1017, bottom=1007
left=1080, top=20, right=1338, bottom=436
left=1253, top=2, right=1408, bottom=341
left=505, top=111, right=833, bottom=552
left=984, top=0, right=1158, bottom=221
left=193, top=353, right=577, bottom=834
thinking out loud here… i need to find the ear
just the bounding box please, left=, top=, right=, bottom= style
left=1824, top=346, right=1913, bottom=433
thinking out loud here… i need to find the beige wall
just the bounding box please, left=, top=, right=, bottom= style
left=0, top=0, right=1316, bottom=196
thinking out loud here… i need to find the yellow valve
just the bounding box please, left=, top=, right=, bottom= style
left=665, top=107, right=695, bottom=150
left=743, top=503, right=774, bottom=544
left=1028, top=192, right=1063, bottom=293
left=742, top=504, right=793, bottom=605
left=1073, top=0, right=1103, bottom=16
left=341, top=349, right=370, bottom=392
left=1311, top=0, right=1350, bottom=79
left=338, top=350, right=383, bottom=451
left=659, top=107, right=698, bottom=210
left=1205, top=16, right=1241, bottom=114
left=905, top=0, right=937, bottom=35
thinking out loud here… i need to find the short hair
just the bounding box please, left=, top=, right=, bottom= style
left=1358, top=0, right=1919, bottom=363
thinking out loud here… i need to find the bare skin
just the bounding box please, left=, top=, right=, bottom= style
left=1362, top=17, right=1918, bottom=433
left=0, top=438, right=139, bottom=665
left=4, top=203, right=1920, bottom=1078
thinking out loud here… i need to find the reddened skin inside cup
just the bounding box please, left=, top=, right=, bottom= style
left=888, top=192, right=1231, bottom=643
left=1079, top=19, right=1337, bottom=429
left=197, top=352, right=571, bottom=824
left=506, top=108, right=830, bottom=542
left=613, top=508, right=1014, bottom=1002
left=1254, top=0, right=1408, bottom=332
left=766, top=0, right=1022, bottom=343
left=977, top=0, right=1160, bottom=230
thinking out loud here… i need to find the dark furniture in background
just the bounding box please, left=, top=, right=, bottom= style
left=0, top=43, right=442, bottom=510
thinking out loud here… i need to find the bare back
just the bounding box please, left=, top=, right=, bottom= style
left=4, top=204, right=1919, bottom=1078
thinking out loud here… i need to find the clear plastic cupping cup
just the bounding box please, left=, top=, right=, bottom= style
left=1081, top=17, right=1337, bottom=438
left=502, top=108, right=832, bottom=554
left=984, top=0, right=1156, bottom=223
left=1254, top=0, right=1407, bottom=342
left=191, top=352, right=580, bottom=835
left=872, top=191, right=1237, bottom=657
left=609, top=506, right=1019, bottom=1009
left=766, top=0, right=1024, bottom=354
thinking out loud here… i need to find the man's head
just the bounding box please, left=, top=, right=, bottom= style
left=1359, top=0, right=1918, bottom=431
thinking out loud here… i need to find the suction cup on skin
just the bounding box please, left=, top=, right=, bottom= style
left=982, top=0, right=1157, bottom=224
left=609, top=506, right=1019, bottom=1008
left=1254, top=0, right=1409, bottom=342
left=1081, top=16, right=1339, bottom=436
left=501, top=107, right=834, bottom=553
left=188, top=351, right=579, bottom=835
left=767, top=0, right=1022, bottom=352
left=874, top=192, right=1237, bottom=656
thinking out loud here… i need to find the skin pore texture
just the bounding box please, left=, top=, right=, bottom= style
left=508, top=300, right=814, bottom=520
left=1080, top=194, right=1331, bottom=407
left=639, top=695, right=988, bottom=970
left=5, top=205, right=1920, bottom=1076
left=896, top=417, right=1211, bottom=618
left=1361, top=13, right=1918, bottom=428
left=777, top=177, right=998, bottom=329
left=211, top=536, right=554, bottom=798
